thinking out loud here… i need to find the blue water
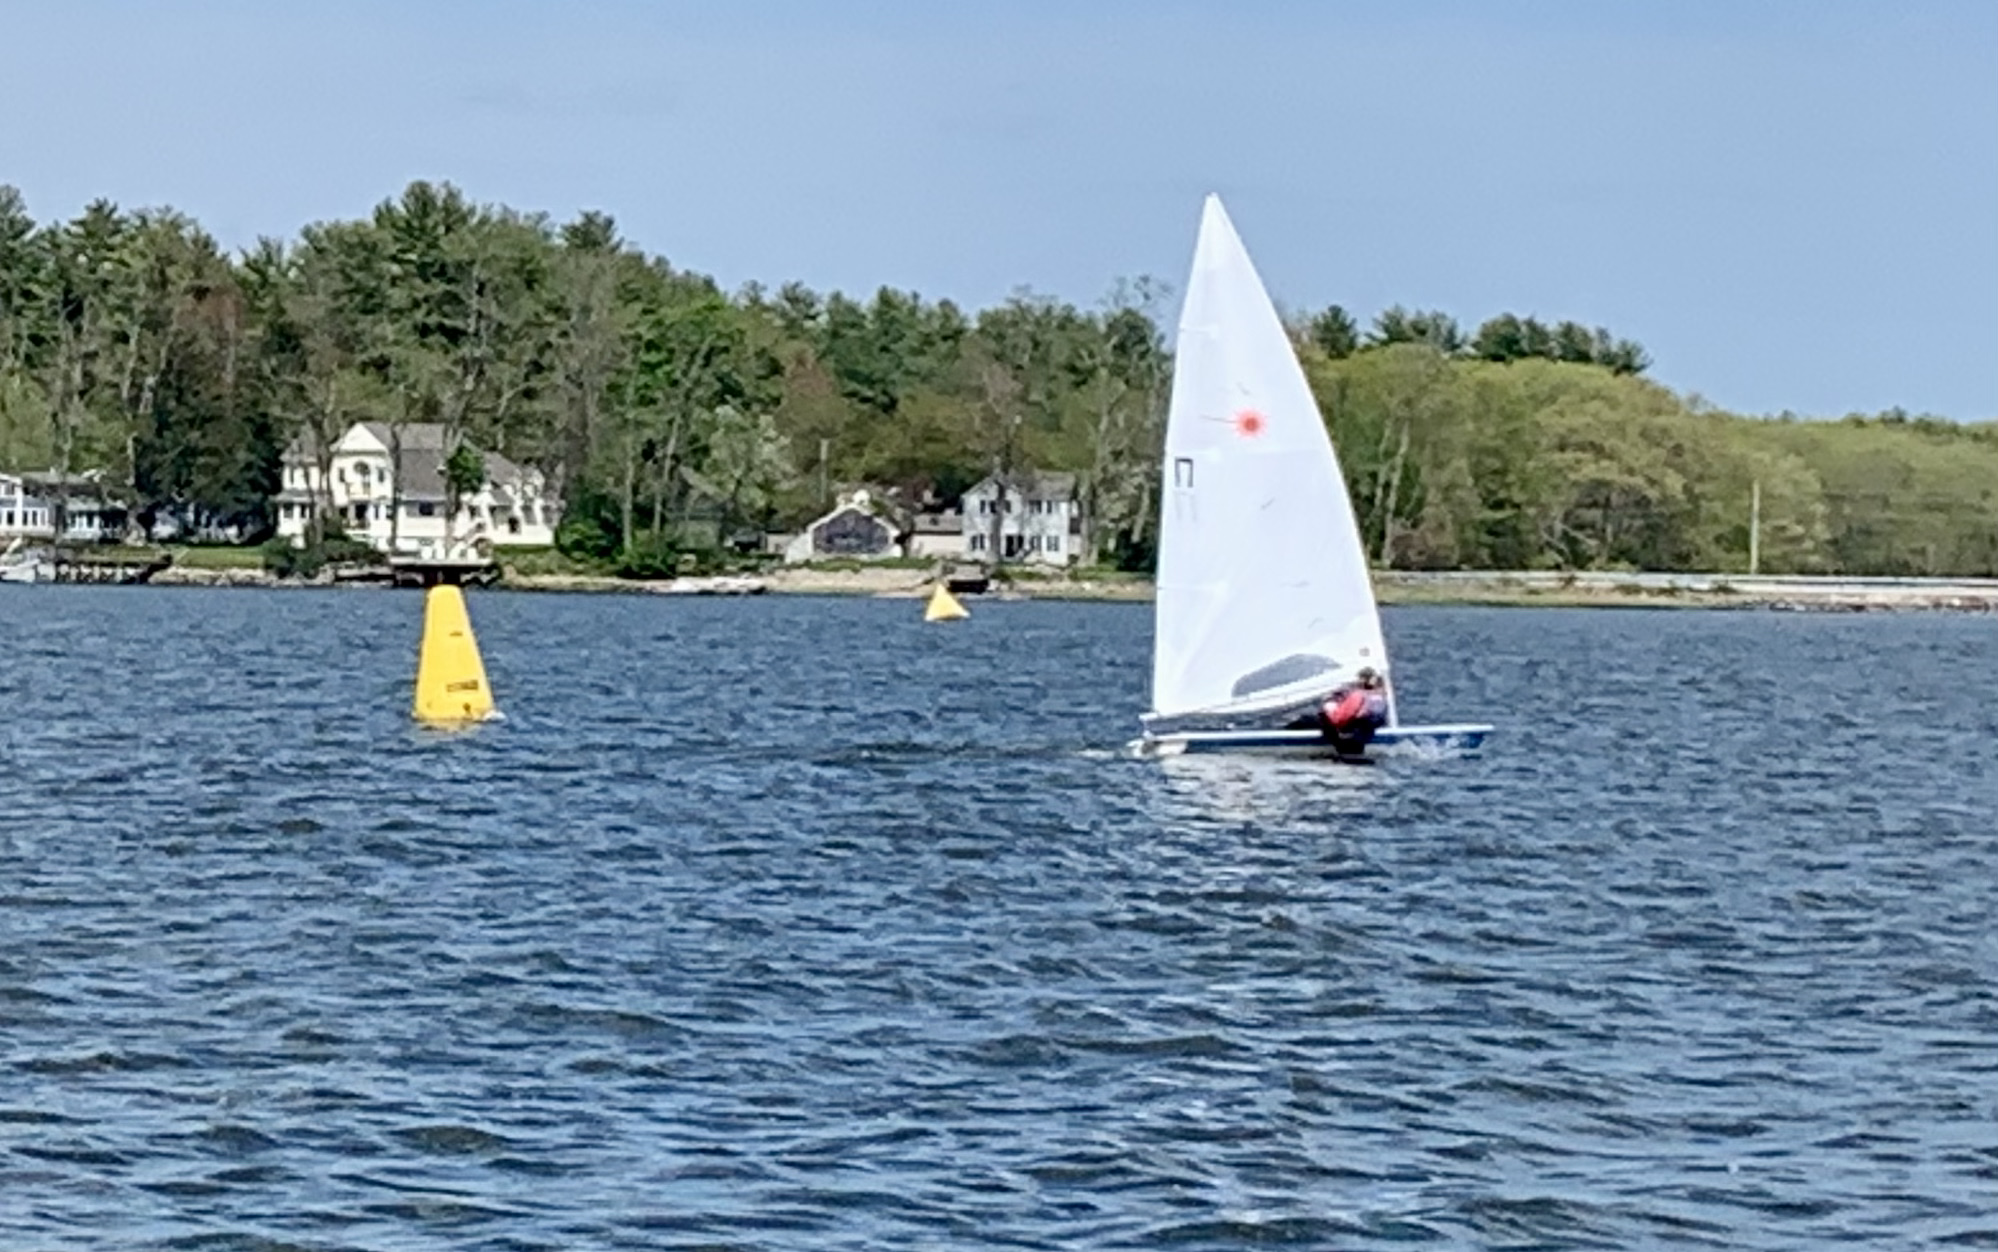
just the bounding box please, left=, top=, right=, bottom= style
left=1, top=588, right=1994, bottom=1250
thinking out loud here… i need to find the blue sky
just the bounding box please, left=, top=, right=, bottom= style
left=2, top=0, right=1992, bottom=418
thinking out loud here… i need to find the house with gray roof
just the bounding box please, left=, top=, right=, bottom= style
left=277, top=422, right=559, bottom=556
left=0, top=470, right=128, bottom=543
left=961, top=470, right=1082, bottom=566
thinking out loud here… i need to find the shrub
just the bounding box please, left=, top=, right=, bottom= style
left=615, top=532, right=680, bottom=580
left=262, top=534, right=384, bottom=579
left=322, top=535, right=382, bottom=567
left=262, top=537, right=317, bottom=579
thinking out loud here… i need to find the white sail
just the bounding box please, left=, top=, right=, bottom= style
left=1148, top=195, right=1388, bottom=722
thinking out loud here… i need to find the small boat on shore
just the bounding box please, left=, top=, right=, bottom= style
left=0, top=538, right=56, bottom=584
left=653, top=575, right=767, bottom=595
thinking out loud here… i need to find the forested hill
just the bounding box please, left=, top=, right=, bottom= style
left=1, top=180, right=1992, bottom=575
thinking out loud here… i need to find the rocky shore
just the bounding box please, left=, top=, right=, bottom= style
left=1373, top=570, right=1998, bottom=612
left=129, top=561, right=1998, bottom=611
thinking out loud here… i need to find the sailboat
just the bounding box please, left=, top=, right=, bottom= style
left=1132, top=196, right=1491, bottom=759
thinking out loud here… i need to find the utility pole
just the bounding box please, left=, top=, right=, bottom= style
left=1749, top=478, right=1761, bottom=575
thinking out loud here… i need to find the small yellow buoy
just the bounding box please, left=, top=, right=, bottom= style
left=924, top=583, right=969, bottom=622
left=413, top=584, right=497, bottom=726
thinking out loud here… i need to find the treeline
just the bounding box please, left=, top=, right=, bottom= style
left=1308, top=346, right=1998, bottom=575
left=0, top=181, right=1171, bottom=568
left=0, top=179, right=1991, bottom=575
left=1301, top=304, right=1650, bottom=376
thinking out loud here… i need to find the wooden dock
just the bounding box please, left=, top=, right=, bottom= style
left=387, top=556, right=499, bottom=589
left=942, top=562, right=991, bottom=595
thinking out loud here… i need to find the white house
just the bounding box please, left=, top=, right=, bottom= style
left=276, top=422, right=560, bottom=556
left=0, top=471, right=125, bottom=543
left=907, top=508, right=967, bottom=560
left=0, top=473, right=53, bottom=540
left=961, top=470, right=1082, bottom=566
left=783, top=489, right=902, bottom=563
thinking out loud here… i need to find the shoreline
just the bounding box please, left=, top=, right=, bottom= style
left=126, top=563, right=1998, bottom=611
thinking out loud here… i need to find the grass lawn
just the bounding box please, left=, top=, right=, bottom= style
left=169, top=545, right=267, bottom=569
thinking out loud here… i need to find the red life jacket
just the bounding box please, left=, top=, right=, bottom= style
left=1325, top=688, right=1371, bottom=729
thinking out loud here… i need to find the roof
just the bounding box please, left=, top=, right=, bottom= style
left=966, top=470, right=1078, bottom=502
left=284, top=422, right=545, bottom=501
left=360, top=421, right=448, bottom=452
left=15, top=470, right=119, bottom=501
left=808, top=503, right=895, bottom=532
left=911, top=509, right=962, bottom=534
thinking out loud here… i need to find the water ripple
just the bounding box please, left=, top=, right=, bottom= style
left=0, top=591, right=1994, bottom=1248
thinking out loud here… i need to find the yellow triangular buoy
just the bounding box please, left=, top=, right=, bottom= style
left=413, top=584, right=497, bottom=726
left=924, top=583, right=969, bottom=622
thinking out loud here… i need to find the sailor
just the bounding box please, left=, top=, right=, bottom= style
left=1317, top=667, right=1389, bottom=755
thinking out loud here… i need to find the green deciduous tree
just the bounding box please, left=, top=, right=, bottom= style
left=0, top=178, right=1980, bottom=579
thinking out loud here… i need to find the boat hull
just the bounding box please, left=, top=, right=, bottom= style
left=0, top=561, right=52, bottom=584
left=1131, top=723, right=1492, bottom=760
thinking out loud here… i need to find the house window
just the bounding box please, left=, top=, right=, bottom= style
left=970, top=534, right=986, bottom=551
left=1046, top=535, right=1060, bottom=555
left=417, top=502, right=436, bottom=517
left=507, top=515, right=522, bottom=535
